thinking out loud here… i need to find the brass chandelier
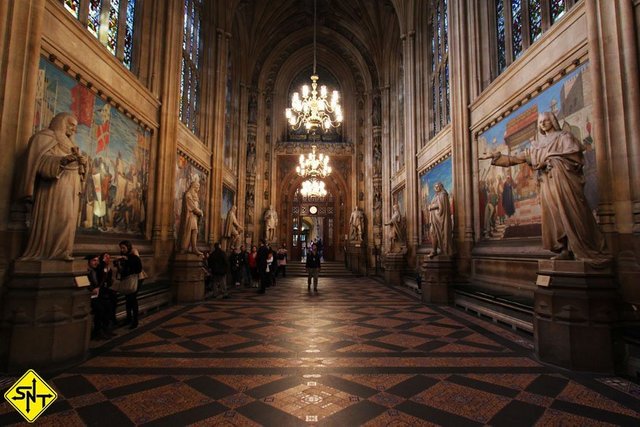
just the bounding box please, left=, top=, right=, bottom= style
left=296, top=145, right=331, bottom=178
left=285, top=0, right=343, bottom=132
left=300, top=179, right=327, bottom=197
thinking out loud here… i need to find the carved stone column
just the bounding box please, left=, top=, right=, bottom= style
left=586, top=0, right=640, bottom=305
left=152, top=0, right=183, bottom=266
left=1, top=260, right=92, bottom=373
left=450, top=0, right=474, bottom=278
left=401, top=31, right=419, bottom=267
left=534, top=260, right=618, bottom=372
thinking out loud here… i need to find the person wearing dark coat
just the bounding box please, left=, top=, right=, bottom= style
left=256, top=239, right=270, bottom=294
left=208, top=242, right=229, bottom=298
left=305, top=243, right=322, bottom=292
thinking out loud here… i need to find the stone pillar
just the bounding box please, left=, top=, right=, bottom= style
left=347, top=242, right=367, bottom=276
left=172, top=253, right=205, bottom=303
left=401, top=30, right=419, bottom=266
left=0, top=260, right=91, bottom=373
left=450, top=0, right=474, bottom=278
left=383, top=252, right=406, bottom=286
left=534, top=260, right=618, bottom=372
left=421, top=256, right=454, bottom=304
left=152, top=0, right=183, bottom=266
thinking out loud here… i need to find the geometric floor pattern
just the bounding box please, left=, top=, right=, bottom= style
left=1, top=276, right=639, bottom=426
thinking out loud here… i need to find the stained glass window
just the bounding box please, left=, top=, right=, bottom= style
left=63, top=0, right=79, bottom=18
left=550, top=0, right=565, bottom=23
left=511, top=0, right=523, bottom=58
left=88, top=0, right=101, bottom=38
left=529, top=0, right=542, bottom=42
left=59, top=0, right=137, bottom=70
left=106, top=0, right=120, bottom=55
left=179, top=0, right=202, bottom=135
left=496, top=0, right=506, bottom=73
left=428, top=0, right=450, bottom=139
left=123, top=0, right=135, bottom=68
left=493, top=0, right=576, bottom=79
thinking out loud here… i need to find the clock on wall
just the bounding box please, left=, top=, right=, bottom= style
left=309, top=206, right=318, bottom=215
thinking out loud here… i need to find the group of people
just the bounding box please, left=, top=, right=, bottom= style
left=86, top=240, right=143, bottom=340
left=202, top=241, right=288, bottom=297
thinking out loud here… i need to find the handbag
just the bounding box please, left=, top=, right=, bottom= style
left=114, top=274, right=138, bottom=295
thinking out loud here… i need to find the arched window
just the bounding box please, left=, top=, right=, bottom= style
left=494, top=0, right=577, bottom=76
left=428, top=0, right=450, bottom=139
left=180, top=0, right=203, bottom=135
left=61, top=0, right=137, bottom=70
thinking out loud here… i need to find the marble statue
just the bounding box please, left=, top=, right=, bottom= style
left=224, top=204, right=243, bottom=250
left=19, top=112, right=87, bottom=261
left=480, top=111, right=608, bottom=265
left=385, top=203, right=404, bottom=252
left=178, top=179, right=203, bottom=255
left=427, top=182, right=453, bottom=258
left=349, top=207, right=365, bottom=241
left=264, top=205, right=278, bottom=242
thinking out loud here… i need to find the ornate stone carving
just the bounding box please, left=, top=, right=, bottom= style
left=178, top=178, right=203, bottom=255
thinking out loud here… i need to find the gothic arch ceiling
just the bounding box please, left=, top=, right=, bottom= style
left=231, top=0, right=400, bottom=92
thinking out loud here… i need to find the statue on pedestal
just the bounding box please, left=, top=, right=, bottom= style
left=19, top=112, right=87, bottom=261
left=264, top=205, right=278, bottom=242
left=178, top=178, right=203, bottom=255
left=349, top=207, right=365, bottom=241
left=224, top=204, right=243, bottom=250
left=385, top=203, right=405, bottom=253
left=480, top=111, right=608, bottom=265
left=427, top=182, right=453, bottom=258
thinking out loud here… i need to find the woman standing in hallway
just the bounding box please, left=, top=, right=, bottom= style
left=116, top=240, right=142, bottom=329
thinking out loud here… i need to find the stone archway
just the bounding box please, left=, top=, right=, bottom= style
left=275, top=150, right=352, bottom=263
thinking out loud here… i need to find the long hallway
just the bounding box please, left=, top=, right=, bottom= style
left=1, top=276, right=639, bottom=426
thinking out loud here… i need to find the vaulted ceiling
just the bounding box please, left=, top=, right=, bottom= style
left=229, top=0, right=401, bottom=92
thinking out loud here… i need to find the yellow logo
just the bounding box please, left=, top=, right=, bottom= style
left=4, top=369, right=57, bottom=423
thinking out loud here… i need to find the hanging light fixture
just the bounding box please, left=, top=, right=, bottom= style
left=300, top=179, right=327, bottom=197
left=296, top=145, right=332, bottom=178
left=285, top=0, right=343, bottom=132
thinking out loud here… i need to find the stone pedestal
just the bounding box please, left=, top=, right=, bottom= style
left=421, top=256, right=454, bottom=304
left=172, top=253, right=205, bottom=303
left=0, top=259, right=92, bottom=373
left=347, top=242, right=367, bottom=276
left=383, top=251, right=406, bottom=285
left=534, top=260, right=618, bottom=372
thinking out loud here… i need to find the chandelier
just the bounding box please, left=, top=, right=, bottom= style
left=300, top=179, right=327, bottom=197
left=296, top=145, right=332, bottom=178
left=285, top=0, right=343, bottom=132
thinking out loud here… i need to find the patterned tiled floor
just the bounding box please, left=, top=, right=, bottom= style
left=1, top=276, right=639, bottom=426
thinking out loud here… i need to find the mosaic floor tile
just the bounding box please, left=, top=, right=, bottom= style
left=0, top=276, right=637, bottom=426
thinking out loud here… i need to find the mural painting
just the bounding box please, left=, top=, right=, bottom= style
left=221, top=185, right=235, bottom=238
left=477, top=63, right=595, bottom=241
left=174, top=153, right=208, bottom=244
left=420, top=156, right=453, bottom=245
left=34, top=57, right=151, bottom=236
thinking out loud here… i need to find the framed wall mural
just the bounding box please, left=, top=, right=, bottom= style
left=174, top=153, right=208, bottom=244
left=477, top=63, right=595, bottom=241
left=34, top=57, right=151, bottom=236
left=420, top=156, right=453, bottom=245
left=221, top=185, right=235, bottom=237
